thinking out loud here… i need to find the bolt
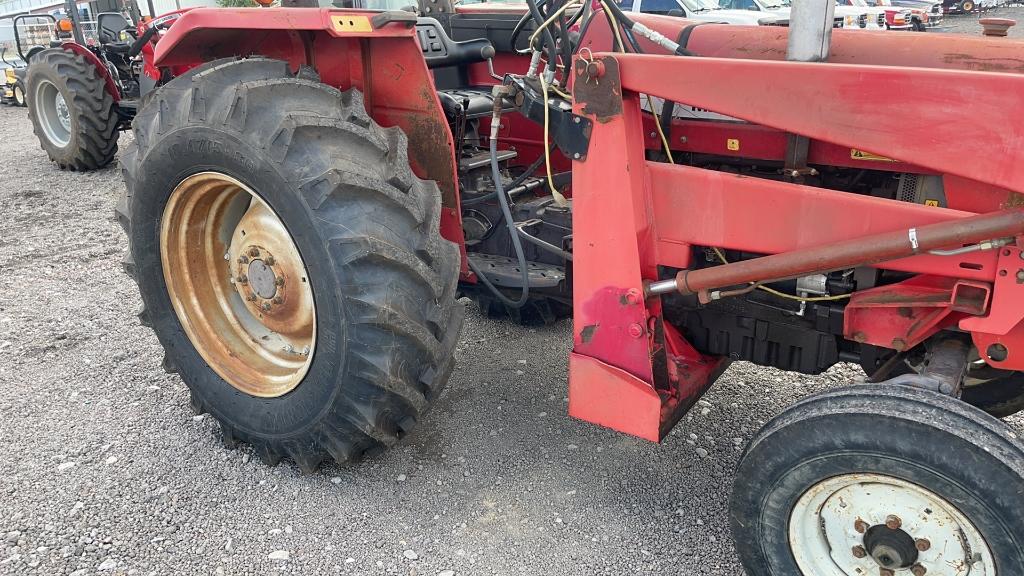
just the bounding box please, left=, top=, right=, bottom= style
left=574, top=116, right=581, bottom=124
left=650, top=132, right=657, bottom=138
left=262, top=302, right=272, bottom=312
left=625, top=288, right=642, bottom=305
left=854, top=519, right=869, bottom=533
left=585, top=60, right=605, bottom=80
left=851, top=545, right=867, bottom=558
left=628, top=323, right=645, bottom=338
left=236, top=275, right=248, bottom=285
left=885, top=515, right=902, bottom=530
left=880, top=569, right=895, bottom=576
left=223, top=252, right=230, bottom=261
left=915, top=538, right=931, bottom=552
left=302, top=346, right=310, bottom=356
left=246, top=294, right=257, bottom=302
left=237, top=255, right=249, bottom=264
left=679, top=136, right=687, bottom=144
left=1016, top=269, right=1024, bottom=284
left=911, top=564, right=927, bottom=576
left=248, top=247, right=260, bottom=257
left=273, top=296, right=283, bottom=305
left=573, top=153, right=581, bottom=160
left=275, top=277, right=285, bottom=287
left=264, top=256, right=276, bottom=266
left=790, top=170, right=801, bottom=178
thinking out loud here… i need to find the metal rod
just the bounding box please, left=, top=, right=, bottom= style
left=648, top=209, right=1024, bottom=298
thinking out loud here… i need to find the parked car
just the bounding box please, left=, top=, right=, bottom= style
left=887, top=0, right=943, bottom=29
left=837, top=0, right=915, bottom=29
left=942, top=0, right=995, bottom=13
left=718, top=0, right=887, bottom=29
left=617, top=0, right=791, bottom=25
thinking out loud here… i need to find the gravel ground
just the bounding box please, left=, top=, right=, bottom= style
left=941, top=5, right=1024, bottom=36
left=2, top=17, right=1024, bottom=573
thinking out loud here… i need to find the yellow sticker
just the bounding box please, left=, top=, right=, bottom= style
left=924, top=199, right=940, bottom=207
left=331, top=14, right=373, bottom=33
left=851, top=148, right=895, bottom=162
left=726, top=139, right=740, bottom=151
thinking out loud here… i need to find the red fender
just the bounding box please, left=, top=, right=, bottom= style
left=60, top=42, right=121, bottom=102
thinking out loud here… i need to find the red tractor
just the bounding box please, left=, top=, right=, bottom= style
left=116, top=0, right=1024, bottom=572
left=21, top=0, right=181, bottom=170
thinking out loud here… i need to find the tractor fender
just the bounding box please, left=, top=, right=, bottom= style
left=152, top=7, right=467, bottom=272
left=60, top=42, right=121, bottom=102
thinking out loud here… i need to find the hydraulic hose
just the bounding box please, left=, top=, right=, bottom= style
left=465, top=89, right=532, bottom=308
left=525, top=0, right=560, bottom=79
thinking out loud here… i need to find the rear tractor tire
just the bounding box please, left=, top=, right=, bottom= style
left=117, top=58, right=463, bottom=472
left=26, top=48, right=119, bottom=170
left=731, top=384, right=1024, bottom=575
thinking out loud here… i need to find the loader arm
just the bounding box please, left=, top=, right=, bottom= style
left=569, top=50, right=1024, bottom=439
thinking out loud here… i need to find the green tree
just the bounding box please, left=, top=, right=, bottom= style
left=217, top=0, right=261, bottom=6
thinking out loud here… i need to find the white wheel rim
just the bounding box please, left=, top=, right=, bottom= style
left=35, top=79, right=71, bottom=147
left=789, top=473, right=995, bottom=576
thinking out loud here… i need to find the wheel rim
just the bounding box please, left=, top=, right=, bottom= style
left=14, top=85, right=24, bottom=106
left=35, top=79, right=71, bottom=147
left=789, top=473, right=994, bottom=576
left=160, top=172, right=316, bottom=398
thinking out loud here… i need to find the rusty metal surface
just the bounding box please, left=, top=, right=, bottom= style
left=160, top=172, right=315, bottom=397
left=572, top=56, right=622, bottom=123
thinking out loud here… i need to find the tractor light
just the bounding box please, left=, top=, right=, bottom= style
left=56, top=18, right=73, bottom=33
left=254, top=0, right=275, bottom=6
left=845, top=14, right=856, bottom=25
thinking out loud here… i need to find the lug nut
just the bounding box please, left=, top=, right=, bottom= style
left=880, top=569, right=895, bottom=576
left=854, top=519, right=869, bottom=533
left=262, top=302, right=272, bottom=311
left=237, top=255, right=249, bottom=264
left=915, top=538, right=931, bottom=552
left=273, top=297, right=283, bottom=305
left=911, top=564, right=927, bottom=576
left=885, top=515, right=902, bottom=530
left=246, top=294, right=257, bottom=302
left=236, top=275, right=248, bottom=285
left=248, top=247, right=260, bottom=257
left=851, top=545, right=867, bottom=558
left=275, top=277, right=285, bottom=287
left=264, top=256, right=275, bottom=266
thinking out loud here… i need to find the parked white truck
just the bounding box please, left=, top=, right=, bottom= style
left=717, top=0, right=889, bottom=29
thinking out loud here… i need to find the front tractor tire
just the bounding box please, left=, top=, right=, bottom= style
left=26, top=48, right=119, bottom=170
left=731, top=384, right=1024, bottom=575
left=117, top=58, right=463, bottom=472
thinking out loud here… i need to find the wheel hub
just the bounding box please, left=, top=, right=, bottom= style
left=55, top=92, right=71, bottom=131
left=160, top=172, right=316, bottom=397
left=864, top=524, right=919, bottom=570
left=246, top=258, right=278, bottom=300
left=789, top=474, right=995, bottom=576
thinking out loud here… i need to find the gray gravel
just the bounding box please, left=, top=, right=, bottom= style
left=2, top=16, right=1024, bottom=572
left=942, top=5, right=1024, bottom=36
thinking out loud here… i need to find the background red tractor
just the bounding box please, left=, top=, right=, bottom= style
left=114, top=0, right=1024, bottom=573
left=21, top=0, right=179, bottom=170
